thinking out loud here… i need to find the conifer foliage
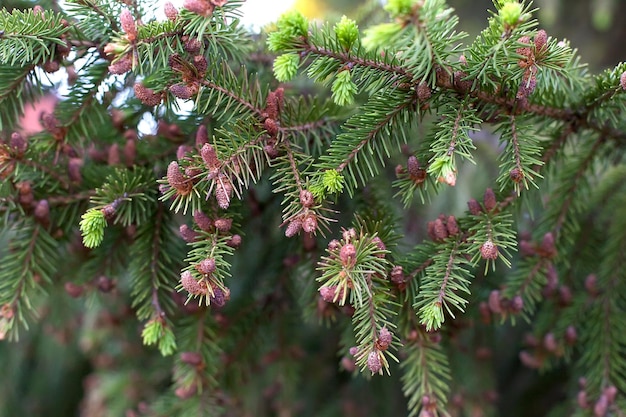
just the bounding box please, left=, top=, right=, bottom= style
left=1, top=0, right=626, bottom=415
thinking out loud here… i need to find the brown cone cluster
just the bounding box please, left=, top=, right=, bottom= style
left=427, top=214, right=460, bottom=242
left=395, top=155, right=427, bottom=186
left=284, top=187, right=320, bottom=237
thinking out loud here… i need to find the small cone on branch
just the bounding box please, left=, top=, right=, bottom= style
left=226, top=234, right=242, bottom=247
left=534, top=29, right=547, bottom=53
left=10, top=132, right=27, bottom=155
left=134, top=83, right=162, bottom=106
left=390, top=265, right=406, bottom=284
left=108, top=55, right=132, bottom=74
left=164, top=2, right=179, bottom=21
left=367, top=350, right=382, bottom=373
left=210, top=286, right=230, bottom=307
left=299, top=190, right=314, bottom=208
left=184, top=0, right=214, bottom=16
left=214, top=218, right=232, bottom=232
left=417, top=82, right=431, bottom=101
left=510, top=168, right=524, bottom=183
left=196, top=258, right=216, bottom=275
left=214, top=182, right=232, bottom=209
left=193, top=210, right=213, bottom=232
left=120, top=9, right=137, bottom=42
left=488, top=290, right=502, bottom=314
left=481, top=240, right=498, bottom=260
left=34, top=199, right=50, bottom=225
left=169, top=83, right=198, bottom=100
left=167, top=161, right=189, bottom=191
left=180, top=271, right=207, bottom=295
left=195, top=125, right=208, bottom=147
left=432, top=218, right=448, bottom=240
left=302, top=213, right=318, bottom=233
left=511, top=295, right=524, bottom=313
left=483, top=188, right=497, bottom=212
left=468, top=198, right=482, bottom=215
left=376, top=327, right=392, bottom=350
left=64, top=282, right=84, bottom=298
left=285, top=218, right=302, bottom=237
left=200, top=143, right=220, bottom=170
left=185, top=38, right=202, bottom=54
left=339, top=243, right=356, bottom=267
left=179, top=224, right=199, bottom=242
left=319, top=285, right=338, bottom=303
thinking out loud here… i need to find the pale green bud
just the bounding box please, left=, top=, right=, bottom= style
left=331, top=70, right=358, bottom=106
left=362, top=22, right=403, bottom=51
left=273, top=53, right=300, bottom=82
left=495, top=0, right=517, bottom=6
left=384, top=0, right=416, bottom=18
left=276, top=10, right=308, bottom=38
left=80, top=208, right=107, bottom=248
left=334, top=15, right=359, bottom=51
left=322, top=169, right=345, bottom=194
left=499, top=2, right=523, bottom=27
left=267, top=10, right=309, bottom=51
left=428, top=157, right=457, bottom=187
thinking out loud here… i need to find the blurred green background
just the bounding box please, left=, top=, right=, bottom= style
left=295, top=0, right=625, bottom=70
left=0, top=0, right=624, bottom=416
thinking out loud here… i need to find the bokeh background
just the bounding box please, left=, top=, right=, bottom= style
left=0, top=0, right=624, bottom=416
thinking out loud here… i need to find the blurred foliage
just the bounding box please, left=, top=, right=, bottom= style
left=303, top=0, right=625, bottom=69
left=0, top=1, right=625, bottom=417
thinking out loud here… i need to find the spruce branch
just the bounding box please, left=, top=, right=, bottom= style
left=55, top=60, right=111, bottom=147
left=402, top=329, right=451, bottom=417
left=3, top=0, right=626, bottom=415
left=13, top=156, right=71, bottom=189
left=0, top=8, right=70, bottom=67
left=99, top=169, right=154, bottom=213
left=275, top=95, right=344, bottom=156
left=580, top=231, right=626, bottom=396
left=180, top=227, right=236, bottom=307
left=272, top=140, right=319, bottom=235
left=0, top=221, right=57, bottom=340
left=313, top=87, right=420, bottom=195
left=202, top=81, right=263, bottom=117
left=0, top=65, right=38, bottom=131
left=351, top=271, right=399, bottom=376
left=415, top=238, right=473, bottom=331
left=550, top=135, right=605, bottom=235
left=129, top=202, right=183, bottom=355
left=427, top=97, right=480, bottom=186
left=172, top=314, right=224, bottom=403
left=69, top=0, right=121, bottom=34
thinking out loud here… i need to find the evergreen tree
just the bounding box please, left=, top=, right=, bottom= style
left=1, top=0, right=626, bottom=416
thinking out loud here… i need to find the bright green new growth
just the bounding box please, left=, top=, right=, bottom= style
left=266, top=10, right=309, bottom=52
left=499, top=1, right=524, bottom=26
left=142, top=318, right=177, bottom=356
left=384, top=0, right=418, bottom=18
left=362, top=22, right=403, bottom=51
left=79, top=209, right=107, bottom=249
left=2, top=0, right=626, bottom=416
left=320, top=169, right=345, bottom=195
left=334, top=15, right=359, bottom=51
left=331, top=69, right=358, bottom=106
left=272, top=52, right=300, bottom=82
